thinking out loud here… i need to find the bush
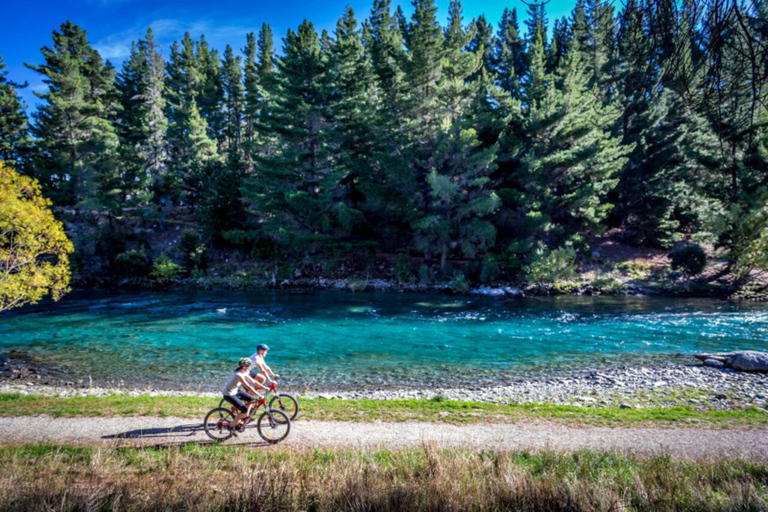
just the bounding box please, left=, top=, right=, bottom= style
left=480, top=255, right=501, bottom=284
left=450, top=271, right=470, bottom=294
left=179, top=230, right=207, bottom=274
left=394, top=254, right=414, bottom=284
left=668, top=244, right=707, bottom=289
left=150, top=256, right=183, bottom=285
left=114, top=249, right=151, bottom=279
left=616, top=261, right=652, bottom=280
left=523, top=247, right=577, bottom=286
left=419, top=264, right=433, bottom=285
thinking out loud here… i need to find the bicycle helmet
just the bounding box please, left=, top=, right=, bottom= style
left=257, top=344, right=269, bottom=352
left=238, top=357, right=252, bottom=368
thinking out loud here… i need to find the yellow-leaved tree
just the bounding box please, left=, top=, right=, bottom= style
left=0, top=162, right=73, bottom=312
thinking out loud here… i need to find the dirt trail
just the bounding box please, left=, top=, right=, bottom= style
left=1, top=416, right=767, bottom=460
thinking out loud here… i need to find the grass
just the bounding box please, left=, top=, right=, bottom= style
left=1, top=392, right=767, bottom=427
left=0, top=443, right=766, bottom=511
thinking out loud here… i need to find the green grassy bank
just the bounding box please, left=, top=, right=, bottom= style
left=0, top=443, right=766, bottom=511
left=2, top=392, right=767, bottom=427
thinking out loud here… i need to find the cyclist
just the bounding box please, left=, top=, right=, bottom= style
left=223, top=357, right=268, bottom=431
left=248, top=343, right=279, bottom=386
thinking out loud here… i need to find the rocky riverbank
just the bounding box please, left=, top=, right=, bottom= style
left=2, top=350, right=766, bottom=411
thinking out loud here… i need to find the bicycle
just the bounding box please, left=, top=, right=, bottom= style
left=204, top=393, right=291, bottom=443
left=218, top=378, right=299, bottom=421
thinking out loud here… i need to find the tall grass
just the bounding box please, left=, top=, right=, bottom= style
left=0, top=444, right=765, bottom=511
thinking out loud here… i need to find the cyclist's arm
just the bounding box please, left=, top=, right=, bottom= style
left=264, top=364, right=278, bottom=379
left=256, top=362, right=276, bottom=382
left=245, top=373, right=269, bottom=392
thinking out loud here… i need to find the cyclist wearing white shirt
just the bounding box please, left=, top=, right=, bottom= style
left=249, top=344, right=279, bottom=386
left=223, top=357, right=268, bottom=430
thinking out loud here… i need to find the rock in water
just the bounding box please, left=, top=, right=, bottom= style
left=726, top=351, right=768, bottom=372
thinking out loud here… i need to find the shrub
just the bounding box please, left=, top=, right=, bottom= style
left=524, top=247, right=577, bottom=286
left=419, top=264, right=433, bottom=285
left=114, top=249, right=151, bottom=279
left=480, top=255, right=501, bottom=284
left=179, top=230, right=207, bottom=274
left=450, top=271, right=470, bottom=294
left=616, top=261, right=652, bottom=280
left=394, top=254, right=414, bottom=284
left=668, top=244, right=707, bottom=289
left=150, top=256, right=183, bottom=285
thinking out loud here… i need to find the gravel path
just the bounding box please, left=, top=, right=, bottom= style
left=2, top=416, right=767, bottom=461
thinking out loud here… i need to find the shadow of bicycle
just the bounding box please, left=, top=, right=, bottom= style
left=102, top=423, right=204, bottom=440
left=102, top=423, right=275, bottom=448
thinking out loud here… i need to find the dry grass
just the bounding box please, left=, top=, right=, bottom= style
left=0, top=443, right=766, bottom=511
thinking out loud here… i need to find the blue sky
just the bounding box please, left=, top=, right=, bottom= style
left=1, top=0, right=574, bottom=112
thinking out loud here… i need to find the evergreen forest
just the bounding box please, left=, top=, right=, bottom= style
left=2, top=0, right=768, bottom=289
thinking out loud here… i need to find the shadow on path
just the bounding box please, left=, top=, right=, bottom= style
left=102, top=423, right=274, bottom=448
left=103, top=423, right=204, bottom=440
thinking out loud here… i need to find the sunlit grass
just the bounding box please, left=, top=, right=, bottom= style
left=1, top=392, right=766, bottom=427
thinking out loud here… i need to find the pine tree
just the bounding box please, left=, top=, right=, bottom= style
left=526, top=25, right=549, bottom=108
left=0, top=55, right=30, bottom=166
left=116, top=28, right=169, bottom=207
left=176, top=99, right=220, bottom=208
left=26, top=21, right=121, bottom=210
left=196, top=36, right=225, bottom=143
left=221, top=44, right=244, bottom=151
left=519, top=35, right=629, bottom=248
left=468, top=15, right=493, bottom=78
left=242, top=32, right=260, bottom=167
left=244, top=20, right=333, bottom=253
left=403, top=0, right=445, bottom=142
left=327, top=6, right=376, bottom=229
left=493, top=8, right=525, bottom=97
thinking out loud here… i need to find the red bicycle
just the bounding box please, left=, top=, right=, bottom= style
left=218, top=378, right=299, bottom=421
left=204, top=391, right=291, bottom=443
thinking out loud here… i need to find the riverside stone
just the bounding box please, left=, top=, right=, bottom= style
left=726, top=351, right=768, bottom=372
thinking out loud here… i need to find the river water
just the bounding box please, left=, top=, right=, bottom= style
left=1, top=290, right=767, bottom=390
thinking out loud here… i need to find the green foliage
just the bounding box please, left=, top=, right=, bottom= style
left=6, top=1, right=768, bottom=286
left=179, top=230, right=207, bottom=274
left=616, top=261, right=653, bottom=280
left=150, top=255, right=183, bottom=284
left=0, top=55, right=30, bottom=165
left=0, top=162, right=73, bottom=311
left=27, top=21, right=121, bottom=210
left=114, top=249, right=151, bottom=279
left=668, top=245, right=707, bottom=285
left=480, top=255, right=501, bottom=284
left=449, top=270, right=470, bottom=294
left=394, top=254, right=414, bottom=284
left=524, top=247, right=577, bottom=285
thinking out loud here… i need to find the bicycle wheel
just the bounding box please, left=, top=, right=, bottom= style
left=204, top=407, right=235, bottom=441
left=257, top=410, right=290, bottom=444
left=269, top=393, right=299, bottom=421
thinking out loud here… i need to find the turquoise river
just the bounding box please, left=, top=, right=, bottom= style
left=1, top=290, right=767, bottom=390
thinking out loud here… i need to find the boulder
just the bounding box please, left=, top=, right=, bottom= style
left=695, top=350, right=768, bottom=372
left=726, top=351, right=768, bottom=372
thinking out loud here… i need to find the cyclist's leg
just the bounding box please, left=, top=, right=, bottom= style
left=223, top=394, right=248, bottom=428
